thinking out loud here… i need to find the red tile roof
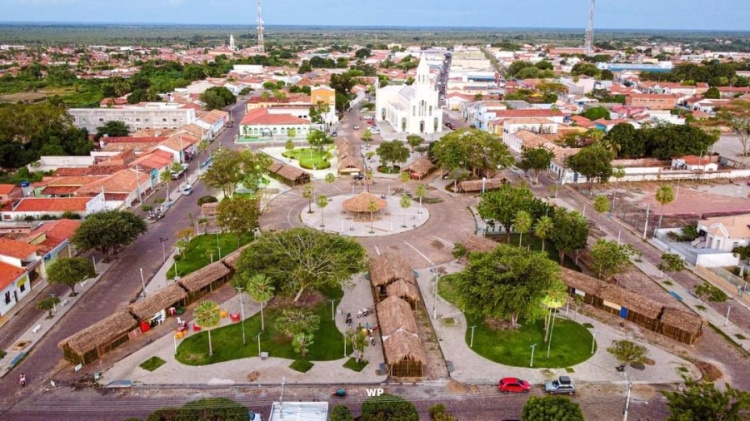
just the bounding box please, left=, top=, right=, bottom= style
left=0, top=184, right=16, bottom=195
left=103, top=136, right=168, bottom=144
left=240, top=108, right=310, bottom=126
left=0, top=261, right=26, bottom=291
left=493, top=109, right=563, bottom=119
left=12, top=197, right=92, bottom=213
left=0, top=238, right=38, bottom=259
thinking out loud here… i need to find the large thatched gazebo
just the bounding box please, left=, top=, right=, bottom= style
left=342, top=191, right=387, bottom=217
left=459, top=235, right=499, bottom=262
left=659, top=307, right=704, bottom=344
left=59, top=310, right=138, bottom=365
left=377, top=295, right=419, bottom=336
left=386, top=279, right=421, bottom=308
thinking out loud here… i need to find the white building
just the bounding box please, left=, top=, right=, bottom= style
left=375, top=54, right=443, bottom=135
left=69, top=104, right=196, bottom=132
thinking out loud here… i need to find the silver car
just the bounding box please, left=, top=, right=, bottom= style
left=544, top=376, right=575, bottom=395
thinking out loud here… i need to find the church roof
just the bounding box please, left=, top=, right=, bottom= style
left=399, top=86, right=416, bottom=101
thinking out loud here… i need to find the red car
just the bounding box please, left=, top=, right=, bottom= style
left=498, top=377, right=531, bottom=393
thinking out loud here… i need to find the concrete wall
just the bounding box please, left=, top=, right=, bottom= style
left=32, top=156, right=96, bottom=172
left=69, top=107, right=196, bottom=132
left=696, top=253, right=739, bottom=267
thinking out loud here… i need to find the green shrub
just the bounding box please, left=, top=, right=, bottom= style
left=154, top=198, right=165, bottom=204
left=61, top=211, right=81, bottom=219
left=24, top=216, right=34, bottom=222
left=40, top=214, right=52, bottom=220
left=452, top=243, right=468, bottom=258
left=173, top=254, right=183, bottom=261
left=695, top=282, right=728, bottom=302
left=330, top=405, right=354, bottom=421
left=141, top=205, right=153, bottom=212
left=289, top=359, right=314, bottom=372
left=361, top=394, right=418, bottom=421
left=197, top=195, right=218, bottom=206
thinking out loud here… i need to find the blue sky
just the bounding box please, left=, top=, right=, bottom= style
left=4, top=0, right=749, bottom=31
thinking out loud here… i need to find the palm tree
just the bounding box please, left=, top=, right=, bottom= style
left=160, top=170, right=172, bottom=201
left=514, top=210, right=532, bottom=246
left=400, top=171, right=410, bottom=194
left=302, top=184, right=314, bottom=213
left=325, top=172, right=336, bottom=185
left=367, top=199, right=378, bottom=234
left=415, top=184, right=427, bottom=211
left=246, top=274, right=274, bottom=331
left=655, top=185, right=675, bottom=229
left=194, top=301, right=221, bottom=357
left=317, top=195, right=328, bottom=227
left=400, top=194, right=412, bottom=228
left=534, top=215, right=554, bottom=252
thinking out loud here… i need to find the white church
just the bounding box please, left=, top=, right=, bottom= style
left=375, top=53, right=443, bottom=135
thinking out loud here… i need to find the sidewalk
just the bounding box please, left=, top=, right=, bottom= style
left=0, top=261, right=113, bottom=377
left=556, top=184, right=750, bottom=353
left=0, top=278, right=51, bottom=329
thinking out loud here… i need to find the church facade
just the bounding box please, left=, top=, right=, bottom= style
left=375, top=54, right=443, bottom=135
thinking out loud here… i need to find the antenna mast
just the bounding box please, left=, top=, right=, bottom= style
left=584, top=0, right=595, bottom=56
left=257, top=0, right=265, bottom=53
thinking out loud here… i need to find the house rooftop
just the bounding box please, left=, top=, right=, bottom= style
left=0, top=261, right=27, bottom=291
left=0, top=237, right=37, bottom=259
left=12, top=197, right=92, bottom=213
left=699, top=214, right=750, bottom=239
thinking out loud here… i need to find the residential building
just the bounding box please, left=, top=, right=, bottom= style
left=21, top=219, right=80, bottom=275
left=625, top=93, right=678, bottom=111
left=240, top=108, right=313, bottom=140
left=195, top=109, right=229, bottom=141
left=0, top=262, right=31, bottom=318
left=375, top=53, right=443, bottom=135
left=696, top=215, right=750, bottom=253
left=2, top=193, right=106, bottom=221
left=68, top=104, right=196, bottom=132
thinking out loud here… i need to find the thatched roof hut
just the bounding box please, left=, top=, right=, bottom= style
left=201, top=202, right=219, bottom=218
left=382, top=330, right=426, bottom=377
left=386, top=279, right=421, bottom=305
left=561, top=267, right=601, bottom=295
left=461, top=235, right=499, bottom=258
left=343, top=192, right=387, bottom=213
left=59, top=310, right=137, bottom=356
left=221, top=246, right=247, bottom=270
left=404, top=157, right=435, bottom=179
left=338, top=154, right=362, bottom=174
left=128, top=283, right=187, bottom=321
left=660, top=307, right=704, bottom=344
left=268, top=161, right=311, bottom=185
left=377, top=296, right=418, bottom=336
left=178, top=261, right=231, bottom=292
left=457, top=178, right=504, bottom=193
left=369, top=252, right=415, bottom=287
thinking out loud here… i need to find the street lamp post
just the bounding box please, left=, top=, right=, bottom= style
left=159, top=237, right=168, bottom=263
left=623, top=372, right=633, bottom=421
left=256, top=333, right=262, bottom=356
left=547, top=309, right=558, bottom=358
left=724, top=305, right=733, bottom=327
left=236, top=287, right=246, bottom=345
left=431, top=269, right=440, bottom=320
left=529, top=343, right=537, bottom=367
left=329, top=299, right=336, bottom=321
left=139, top=268, right=147, bottom=297
left=591, top=332, right=597, bottom=354
left=469, top=325, right=477, bottom=348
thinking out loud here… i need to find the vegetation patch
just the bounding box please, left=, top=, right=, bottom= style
left=377, top=165, right=401, bottom=174
left=282, top=148, right=330, bottom=170
left=343, top=357, right=368, bottom=372
left=491, top=233, right=581, bottom=271
left=290, top=359, right=314, bottom=373
left=166, top=232, right=253, bottom=279
left=176, top=288, right=345, bottom=365
left=139, top=356, right=166, bottom=372
left=736, top=334, right=747, bottom=340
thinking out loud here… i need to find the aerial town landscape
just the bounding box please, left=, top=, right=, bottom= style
left=1, top=0, right=750, bottom=420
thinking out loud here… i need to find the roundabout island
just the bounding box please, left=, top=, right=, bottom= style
left=300, top=191, right=431, bottom=237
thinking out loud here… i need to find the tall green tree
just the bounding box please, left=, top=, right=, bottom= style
left=194, top=301, right=221, bottom=357
left=236, top=228, right=366, bottom=302
left=316, top=195, right=329, bottom=226
left=361, top=394, right=419, bottom=421
left=415, top=184, right=427, bottom=210
left=37, top=296, right=61, bottom=318
left=361, top=128, right=373, bottom=146
left=432, top=128, right=513, bottom=178
left=406, top=135, right=424, bottom=152
left=202, top=148, right=271, bottom=197
left=548, top=208, right=589, bottom=264
left=47, top=257, right=95, bottom=295
left=199, top=86, right=237, bottom=111
left=656, top=185, right=675, bottom=228
left=534, top=215, right=554, bottom=252
left=658, top=253, right=685, bottom=278
left=519, top=146, right=554, bottom=184
left=71, top=210, right=148, bottom=261
left=522, top=396, right=585, bottom=421
left=590, top=239, right=638, bottom=282
left=663, top=377, right=750, bottom=421
left=607, top=339, right=649, bottom=366
left=94, top=120, right=130, bottom=141
left=567, top=144, right=615, bottom=194
left=605, top=123, right=643, bottom=158
left=243, top=273, right=274, bottom=331
left=376, top=140, right=410, bottom=170
left=593, top=195, right=610, bottom=214
left=302, top=184, right=315, bottom=213
left=306, top=129, right=331, bottom=152
left=400, top=194, right=412, bottom=228
left=216, top=197, right=261, bottom=245
left=454, top=244, right=564, bottom=328
left=514, top=210, right=532, bottom=246
left=477, top=183, right=538, bottom=241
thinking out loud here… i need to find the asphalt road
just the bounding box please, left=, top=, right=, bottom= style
left=0, top=99, right=247, bottom=411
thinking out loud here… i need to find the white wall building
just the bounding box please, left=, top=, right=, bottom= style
left=69, top=104, right=196, bottom=133
left=375, top=54, right=443, bottom=135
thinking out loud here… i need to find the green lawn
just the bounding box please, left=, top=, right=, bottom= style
left=489, top=233, right=581, bottom=271
left=438, top=274, right=594, bottom=368
left=167, top=233, right=253, bottom=279
left=343, top=357, right=369, bottom=372
left=290, top=359, right=314, bottom=372
left=139, top=356, right=166, bottom=372
left=282, top=148, right=331, bottom=170
left=175, top=287, right=347, bottom=365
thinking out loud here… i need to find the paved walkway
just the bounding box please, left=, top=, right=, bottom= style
left=0, top=261, right=113, bottom=377
left=102, top=274, right=387, bottom=385
left=416, top=263, right=699, bottom=386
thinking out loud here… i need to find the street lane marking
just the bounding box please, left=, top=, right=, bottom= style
left=403, top=241, right=434, bottom=265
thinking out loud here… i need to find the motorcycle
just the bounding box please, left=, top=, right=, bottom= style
left=357, top=307, right=374, bottom=318
left=332, top=388, right=346, bottom=397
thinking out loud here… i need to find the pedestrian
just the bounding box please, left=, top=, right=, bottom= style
left=19, top=373, right=26, bottom=387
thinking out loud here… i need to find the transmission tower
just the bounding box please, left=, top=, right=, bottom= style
left=257, top=0, right=265, bottom=53
left=584, top=0, right=595, bottom=56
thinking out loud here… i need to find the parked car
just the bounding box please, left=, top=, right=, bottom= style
left=331, top=131, right=338, bottom=137
left=249, top=411, right=262, bottom=421
left=370, top=127, right=380, bottom=134
left=498, top=377, right=531, bottom=393
left=445, top=122, right=455, bottom=129
left=181, top=185, right=193, bottom=196
left=544, top=376, right=575, bottom=395
left=171, top=165, right=187, bottom=180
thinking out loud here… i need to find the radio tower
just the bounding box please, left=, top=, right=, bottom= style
left=584, top=0, right=595, bottom=56
left=257, top=0, right=265, bottom=53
